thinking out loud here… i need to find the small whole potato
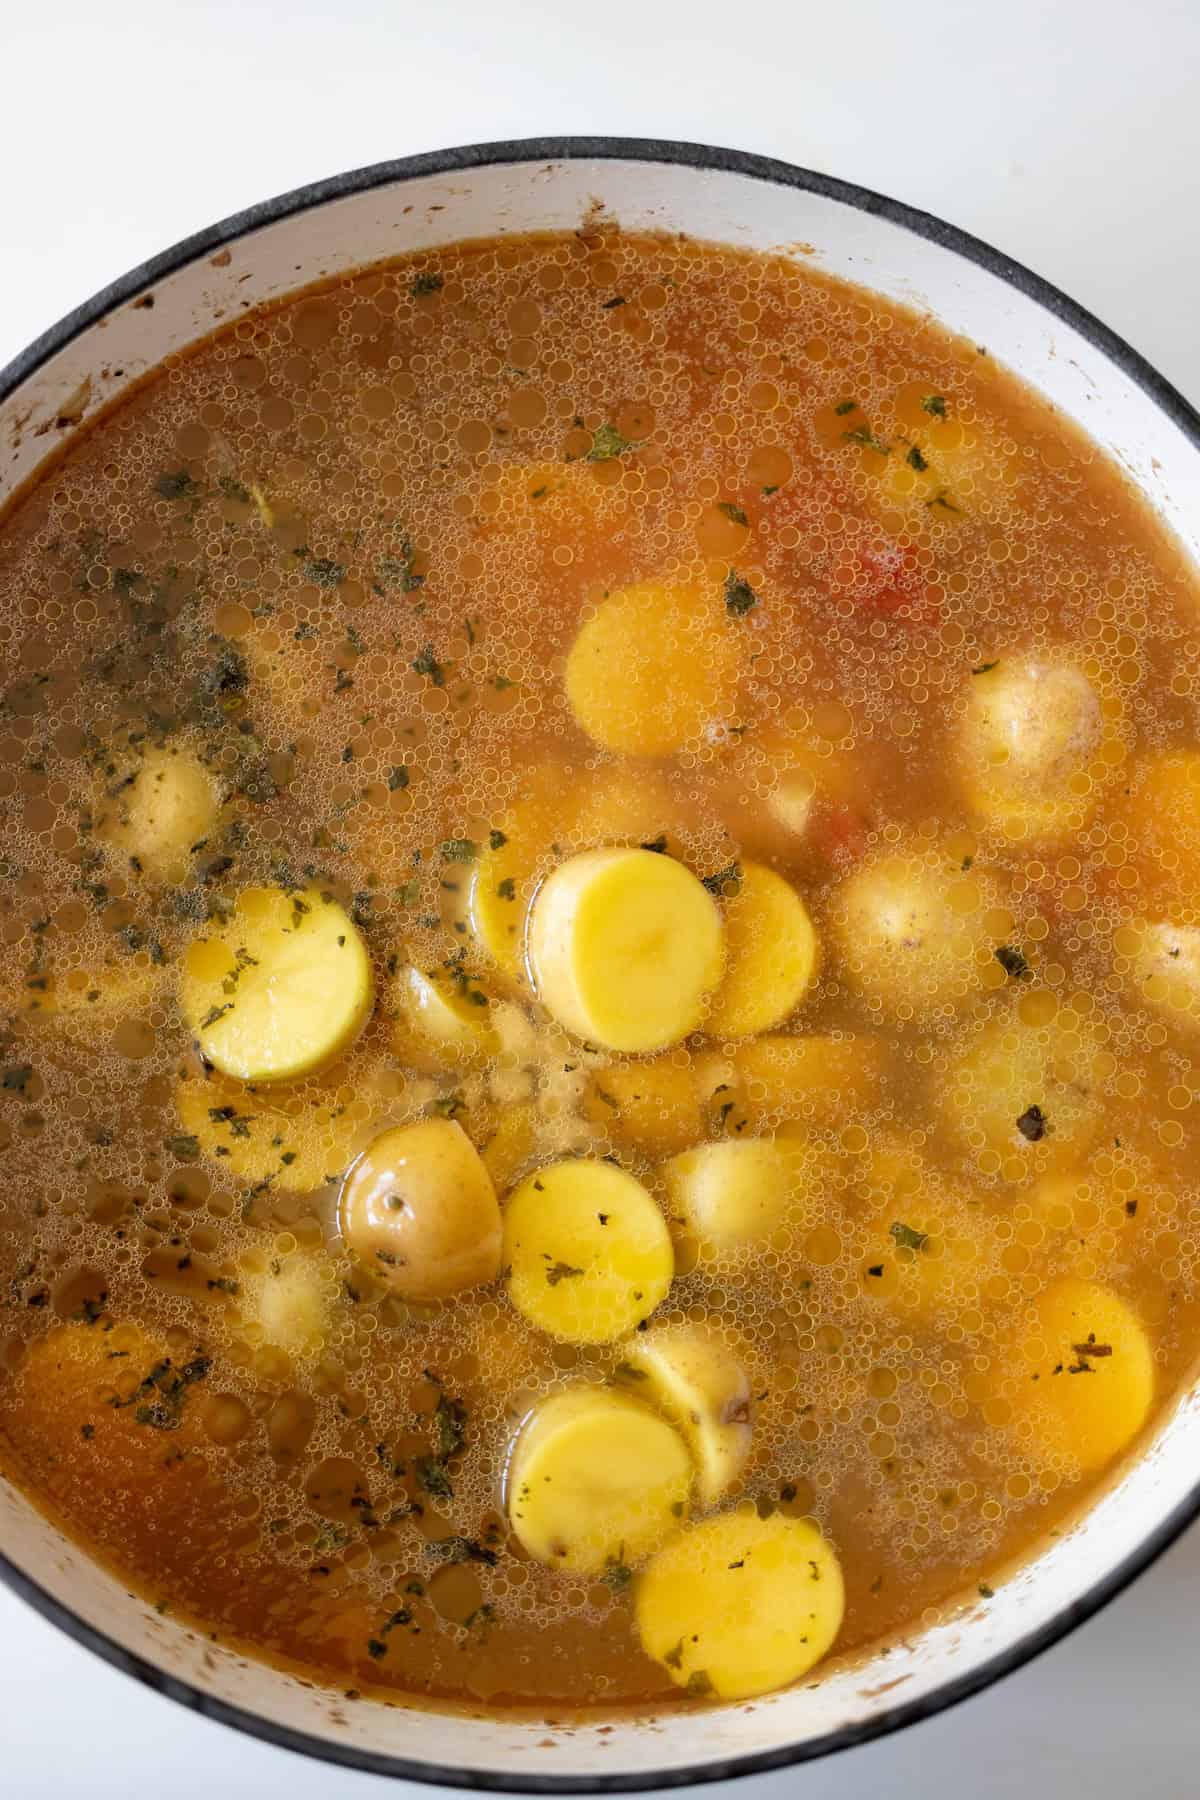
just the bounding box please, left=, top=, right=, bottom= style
left=337, top=1117, right=502, bottom=1300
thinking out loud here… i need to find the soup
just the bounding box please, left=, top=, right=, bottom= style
left=1, top=224, right=1199, bottom=1715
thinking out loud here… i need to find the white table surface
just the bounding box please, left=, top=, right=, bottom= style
left=2, top=0, right=1199, bottom=1792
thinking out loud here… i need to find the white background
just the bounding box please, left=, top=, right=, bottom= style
left=2, top=0, right=1199, bottom=1793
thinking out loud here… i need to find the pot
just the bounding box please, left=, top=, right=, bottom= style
left=2, top=138, right=1199, bottom=1791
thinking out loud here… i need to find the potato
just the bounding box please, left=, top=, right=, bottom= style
left=584, top=1057, right=704, bottom=1159
left=337, top=1118, right=502, bottom=1301
left=998, top=1277, right=1154, bottom=1472
left=503, top=1158, right=674, bottom=1344
left=174, top=1066, right=363, bottom=1191
left=237, top=1250, right=335, bottom=1360
left=1105, top=749, right=1200, bottom=901
left=505, top=1385, right=691, bottom=1574
left=830, top=850, right=996, bottom=1019
left=528, top=848, right=724, bottom=1052
left=95, top=742, right=223, bottom=883
left=468, top=762, right=688, bottom=985
left=616, top=1324, right=752, bottom=1505
left=954, top=656, right=1121, bottom=842
left=387, top=960, right=500, bottom=1072
left=565, top=581, right=742, bottom=755
left=635, top=1510, right=844, bottom=1700
left=181, top=885, right=373, bottom=1082
left=939, top=995, right=1109, bottom=1177
left=660, top=1136, right=825, bottom=1251
left=706, top=863, right=818, bottom=1038
left=1114, top=919, right=1200, bottom=1034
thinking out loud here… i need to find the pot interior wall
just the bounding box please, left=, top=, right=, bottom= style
left=2, top=148, right=1199, bottom=1786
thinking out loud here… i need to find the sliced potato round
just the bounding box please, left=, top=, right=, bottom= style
left=388, top=961, right=499, bottom=1072
left=528, top=848, right=724, bottom=1052
left=661, top=1136, right=822, bottom=1250
left=504, top=1158, right=673, bottom=1344
left=830, top=850, right=995, bottom=1019
left=1000, top=1277, right=1154, bottom=1472
left=636, top=1510, right=844, bottom=1700
left=584, top=1057, right=704, bottom=1159
left=181, top=886, right=373, bottom=1081
left=565, top=581, right=741, bottom=755
left=96, top=743, right=223, bottom=883
left=505, top=1384, right=691, bottom=1574
left=707, top=863, right=818, bottom=1038
left=174, top=1067, right=362, bottom=1191
left=338, top=1118, right=502, bottom=1301
left=1115, top=919, right=1200, bottom=1034
left=955, top=656, right=1119, bottom=841
left=1105, top=749, right=1200, bottom=901
left=939, top=996, right=1108, bottom=1177
left=617, top=1324, right=752, bottom=1505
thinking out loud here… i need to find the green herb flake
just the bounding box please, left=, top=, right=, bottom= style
left=412, top=645, right=446, bottom=687
left=921, top=394, right=948, bottom=418
left=386, top=765, right=410, bottom=792
left=906, top=445, right=929, bottom=472
left=1016, top=1104, right=1049, bottom=1143
left=546, top=1260, right=584, bottom=1286
left=411, top=272, right=444, bottom=298
left=701, top=861, right=742, bottom=897
left=724, top=572, right=759, bottom=617
left=164, top=1133, right=200, bottom=1160
left=994, top=945, right=1032, bottom=980
left=889, top=1221, right=929, bottom=1254
left=303, top=557, right=346, bottom=590
left=440, top=838, right=477, bottom=863
left=154, top=470, right=200, bottom=501
left=843, top=426, right=891, bottom=455
left=586, top=423, right=634, bottom=462
left=972, top=660, right=998, bottom=675
left=717, top=501, right=749, bottom=527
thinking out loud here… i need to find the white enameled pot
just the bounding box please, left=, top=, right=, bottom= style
left=2, top=139, right=1199, bottom=1792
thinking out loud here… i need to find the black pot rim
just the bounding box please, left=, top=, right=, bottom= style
left=2, top=135, right=1199, bottom=1794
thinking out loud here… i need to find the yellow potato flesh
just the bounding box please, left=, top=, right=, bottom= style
left=636, top=1510, right=845, bottom=1700
left=707, top=863, right=818, bottom=1038
left=661, top=1136, right=822, bottom=1250
left=181, top=886, right=373, bottom=1082
left=388, top=962, right=498, bottom=1072
left=831, top=852, right=994, bottom=1019
left=528, top=848, right=724, bottom=1052
left=505, top=1385, right=691, bottom=1574
left=97, top=744, right=222, bottom=883
left=174, top=1067, right=362, bottom=1191
left=1003, top=1278, right=1154, bottom=1472
left=504, top=1158, right=674, bottom=1344
left=565, top=581, right=741, bottom=755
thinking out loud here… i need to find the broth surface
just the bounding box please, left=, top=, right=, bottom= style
left=1, top=226, right=1200, bottom=1712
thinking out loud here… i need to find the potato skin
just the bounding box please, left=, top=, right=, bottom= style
left=337, top=1118, right=502, bottom=1301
